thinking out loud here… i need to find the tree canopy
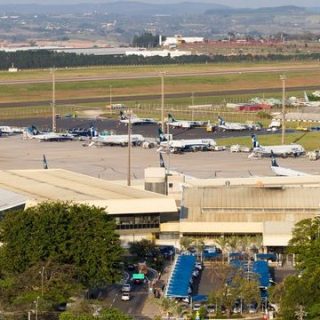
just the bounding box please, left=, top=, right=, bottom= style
left=60, top=308, right=133, bottom=320
left=271, top=217, right=320, bottom=320
left=0, top=202, right=123, bottom=311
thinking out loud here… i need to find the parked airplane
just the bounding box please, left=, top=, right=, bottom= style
left=24, top=126, right=74, bottom=142
left=68, top=126, right=97, bottom=138
left=250, top=134, right=304, bottom=157
left=270, top=152, right=309, bottom=177
left=167, top=113, right=205, bottom=129
left=217, top=116, right=247, bottom=131
left=0, top=126, right=24, bottom=135
left=158, top=128, right=216, bottom=153
left=303, top=91, right=320, bottom=107
left=92, top=133, right=145, bottom=146
left=119, top=111, right=156, bottom=125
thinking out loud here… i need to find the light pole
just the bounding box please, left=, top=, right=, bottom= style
left=51, top=68, right=56, bottom=132
left=159, top=72, right=166, bottom=132
left=40, top=266, right=45, bottom=297
left=127, top=110, right=132, bottom=186
left=280, top=74, right=287, bottom=145
left=34, top=296, right=40, bottom=320
left=109, top=85, right=112, bottom=106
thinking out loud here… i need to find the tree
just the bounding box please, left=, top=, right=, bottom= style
left=60, top=308, right=133, bottom=320
left=179, top=237, right=193, bottom=251
left=0, top=202, right=123, bottom=310
left=128, top=239, right=159, bottom=259
left=274, top=217, right=320, bottom=319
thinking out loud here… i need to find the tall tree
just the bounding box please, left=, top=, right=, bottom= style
left=0, top=202, right=123, bottom=292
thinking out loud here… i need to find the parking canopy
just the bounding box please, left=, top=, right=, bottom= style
left=166, top=255, right=196, bottom=298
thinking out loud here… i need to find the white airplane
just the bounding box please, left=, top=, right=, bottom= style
left=0, top=126, right=24, bottom=135
left=158, top=128, right=216, bottom=153
left=24, top=125, right=74, bottom=142
left=250, top=134, right=304, bottom=157
left=167, top=113, right=205, bottom=129
left=92, top=133, right=145, bottom=146
left=217, top=116, right=247, bottom=131
left=271, top=152, right=309, bottom=177
left=119, top=111, right=156, bottom=125
left=302, top=91, right=320, bottom=107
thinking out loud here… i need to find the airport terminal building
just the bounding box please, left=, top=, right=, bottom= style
left=1, top=168, right=320, bottom=250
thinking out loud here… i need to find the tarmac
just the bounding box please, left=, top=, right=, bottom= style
left=0, top=117, right=319, bottom=180
left=0, top=135, right=319, bottom=181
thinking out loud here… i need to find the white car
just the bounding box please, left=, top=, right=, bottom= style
left=195, top=262, right=203, bottom=270
left=193, top=303, right=201, bottom=311
left=122, top=283, right=131, bottom=292
left=121, top=292, right=130, bottom=301
left=192, top=270, right=200, bottom=277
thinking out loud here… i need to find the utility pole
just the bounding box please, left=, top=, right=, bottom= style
left=159, top=72, right=166, bottom=132
left=280, top=74, right=287, bottom=144
left=109, top=85, right=112, bottom=106
left=51, top=68, right=56, bottom=133
left=166, top=122, right=171, bottom=176
left=127, top=110, right=132, bottom=186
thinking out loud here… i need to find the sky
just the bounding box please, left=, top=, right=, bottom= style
left=0, top=0, right=318, bottom=7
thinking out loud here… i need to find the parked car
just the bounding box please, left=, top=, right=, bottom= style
left=195, top=262, right=203, bottom=270
left=192, top=270, right=200, bottom=277
left=121, top=292, right=130, bottom=301
left=122, top=283, right=131, bottom=292
left=193, top=303, right=201, bottom=311
left=206, top=304, right=216, bottom=313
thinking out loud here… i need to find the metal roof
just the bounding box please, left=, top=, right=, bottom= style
left=186, top=175, right=320, bottom=188
left=0, top=188, right=26, bottom=212
left=0, top=169, right=177, bottom=215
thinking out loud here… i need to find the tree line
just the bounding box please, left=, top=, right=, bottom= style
left=2, top=50, right=320, bottom=70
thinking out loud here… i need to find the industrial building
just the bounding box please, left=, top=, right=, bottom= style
left=0, top=169, right=178, bottom=246
left=1, top=168, right=320, bottom=251
left=160, top=175, right=320, bottom=251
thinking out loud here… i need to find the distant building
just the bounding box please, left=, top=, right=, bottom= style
left=161, top=35, right=204, bottom=47
left=125, top=49, right=192, bottom=57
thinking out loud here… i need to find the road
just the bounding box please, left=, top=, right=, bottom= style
left=1, top=85, right=320, bottom=108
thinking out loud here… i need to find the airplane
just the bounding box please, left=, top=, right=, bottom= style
left=119, top=111, right=156, bottom=125
left=92, top=133, right=145, bottom=146
left=24, top=125, right=74, bottom=142
left=167, top=113, right=205, bottom=129
left=68, top=126, right=97, bottom=138
left=217, top=116, right=247, bottom=131
left=250, top=134, right=304, bottom=158
left=158, top=128, right=216, bottom=153
left=270, top=152, right=309, bottom=177
left=302, top=91, right=320, bottom=107
left=0, top=125, right=24, bottom=135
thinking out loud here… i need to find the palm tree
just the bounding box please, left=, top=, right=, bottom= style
left=215, top=236, right=229, bottom=263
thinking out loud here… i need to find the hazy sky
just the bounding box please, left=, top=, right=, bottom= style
left=0, top=0, right=318, bottom=7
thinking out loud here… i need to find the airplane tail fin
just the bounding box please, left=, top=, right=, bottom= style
left=251, top=134, right=260, bottom=148
left=218, top=116, right=225, bottom=125
left=271, top=150, right=278, bottom=167
left=160, top=153, right=166, bottom=168
left=26, top=125, right=40, bottom=136
left=167, top=113, right=175, bottom=122
left=304, top=91, right=310, bottom=103
left=43, top=154, right=48, bottom=169
left=158, top=128, right=167, bottom=142
left=120, top=111, right=127, bottom=120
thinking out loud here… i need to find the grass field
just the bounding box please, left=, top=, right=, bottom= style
left=0, top=61, right=318, bottom=80
left=0, top=69, right=318, bottom=104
